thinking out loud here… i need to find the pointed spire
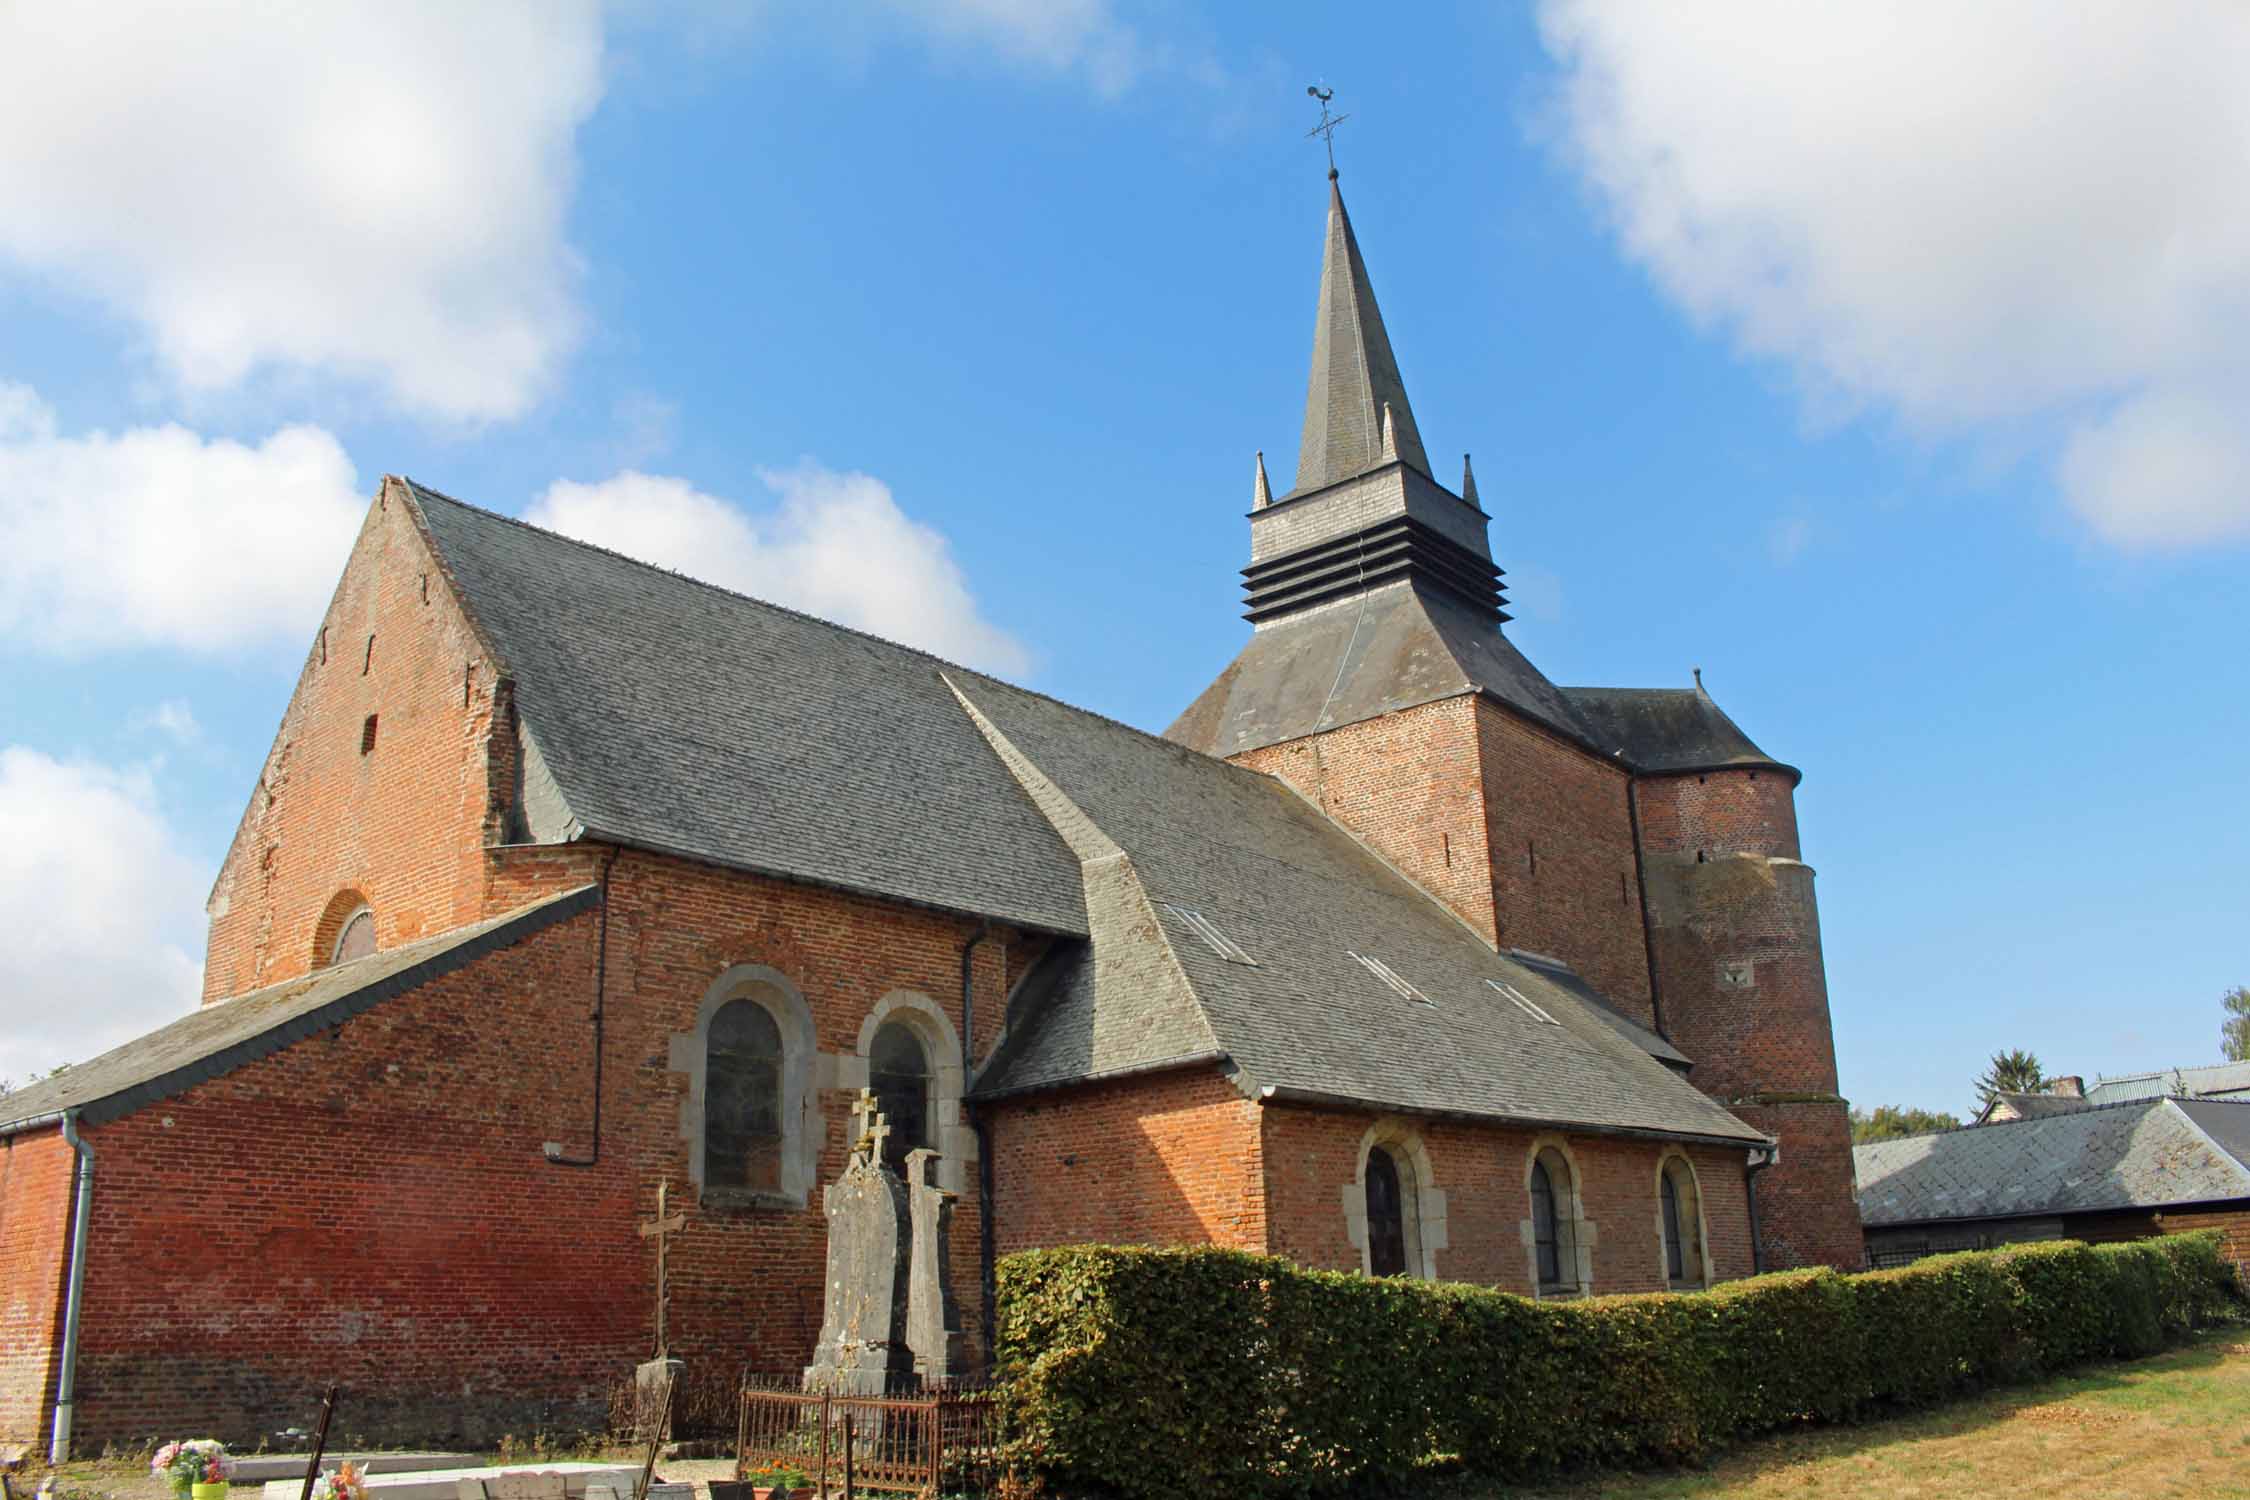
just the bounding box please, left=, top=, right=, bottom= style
left=1461, top=453, right=1479, bottom=507
left=1378, top=402, right=1398, bottom=461
left=1293, top=175, right=1431, bottom=494
left=1253, top=450, right=1272, bottom=509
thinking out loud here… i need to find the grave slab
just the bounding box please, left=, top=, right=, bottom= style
left=230, top=1454, right=480, bottom=1483
left=260, top=1462, right=639, bottom=1500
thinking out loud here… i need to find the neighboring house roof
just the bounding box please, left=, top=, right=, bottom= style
left=957, top=673, right=1762, bottom=1146
left=406, top=481, right=1089, bottom=938
left=1561, top=685, right=1797, bottom=781
left=1976, top=1089, right=2094, bottom=1124
left=2087, top=1061, right=2250, bottom=1105
left=1853, top=1098, right=2250, bottom=1228
left=0, top=886, right=598, bottom=1135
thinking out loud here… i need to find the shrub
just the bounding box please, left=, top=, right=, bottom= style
left=996, top=1230, right=2241, bottom=1500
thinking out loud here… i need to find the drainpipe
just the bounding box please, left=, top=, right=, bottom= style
left=51, top=1110, right=95, bottom=1464
left=1623, top=773, right=1666, bottom=1037
left=545, top=845, right=622, bottom=1168
left=956, top=921, right=996, bottom=1364
left=1744, top=1144, right=1778, bottom=1276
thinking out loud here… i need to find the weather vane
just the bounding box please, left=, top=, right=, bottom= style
left=1306, top=85, right=1349, bottom=177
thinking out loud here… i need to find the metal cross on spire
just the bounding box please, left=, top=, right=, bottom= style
left=1305, top=85, right=1349, bottom=177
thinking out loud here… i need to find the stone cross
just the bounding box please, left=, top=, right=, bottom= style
left=849, top=1087, right=889, bottom=1170
left=638, top=1178, right=686, bottom=1359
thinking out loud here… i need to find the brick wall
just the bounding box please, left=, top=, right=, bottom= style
left=204, top=481, right=507, bottom=1002
left=986, top=1069, right=1267, bottom=1256
left=1229, top=694, right=1653, bottom=1023
left=1259, top=1103, right=1755, bottom=1294
left=0, top=1127, right=74, bottom=1449
left=1638, top=769, right=1861, bottom=1270
left=1471, top=700, right=1650, bottom=1018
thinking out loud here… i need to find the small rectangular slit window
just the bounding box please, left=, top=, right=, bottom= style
left=360, top=714, right=378, bottom=755
left=362, top=634, right=375, bottom=674
left=1349, top=951, right=1433, bottom=1007
left=1489, top=979, right=1558, bottom=1025
left=1160, top=904, right=1256, bottom=966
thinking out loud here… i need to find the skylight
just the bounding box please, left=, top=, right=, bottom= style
left=1161, top=904, right=1257, bottom=966
left=1349, top=951, right=1434, bottom=1007
left=1488, top=979, right=1558, bottom=1024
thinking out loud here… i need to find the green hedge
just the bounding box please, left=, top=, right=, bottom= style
left=995, top=1231, right=2241, bottom=1498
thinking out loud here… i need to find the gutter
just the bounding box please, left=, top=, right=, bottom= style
left=1254, top=1081, right=1774, bottom=1155
left=51, top=1110, right=95, bottom=1463
left=968, top=1050, right=1234, bottom=1106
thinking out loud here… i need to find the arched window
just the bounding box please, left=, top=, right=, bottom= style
left=869, top=1019, right=933, bottom=1170
left=1366, top=1145, right=1421, bottom=1277
left=331, top=906, right=375, bottom=965
left=1530, top=1149, right=1581, bottom=1294
left=705, top=997, right=784, bottom=1193
left=1659, top=1156, right=1706, bottom=1289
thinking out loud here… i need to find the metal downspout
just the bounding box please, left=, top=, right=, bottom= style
left=51, top=1110, right=95, bottom=1464
left=956, top=921, right=996, bottom=1364
left=1745, top=1145, right=1778, bottom=1275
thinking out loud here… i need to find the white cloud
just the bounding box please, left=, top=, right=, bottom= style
left=0, top=3, right=603, bottom=421
left=1536, top=2, right=2250, bottom=549
left=526, top=463, right=1032, bottom=676
left=131, top=701, right=203, bottom=746
left=1766, top=516, right=1814, bottom=567
left=0, top=383, right=364, bottom=653
left=883, top=0, right=1145, bottom=95
left=0, top=749, right=205, bottom=1086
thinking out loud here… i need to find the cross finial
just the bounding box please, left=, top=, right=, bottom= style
left=1305, top=85, right=1349, bottom=178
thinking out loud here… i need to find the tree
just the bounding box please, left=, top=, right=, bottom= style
left=2224, top=985, right=2250, bottom=1063
left=1973, top=1048, right=2045, bottom=1113
left=1850, top=1104, right=1963, bottom=1143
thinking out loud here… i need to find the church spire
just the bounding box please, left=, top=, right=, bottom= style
left=1292, top=174, right=1430, bottom=495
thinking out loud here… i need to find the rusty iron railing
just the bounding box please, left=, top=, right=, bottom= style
left=736, top=1375, right=1001, bottom=1498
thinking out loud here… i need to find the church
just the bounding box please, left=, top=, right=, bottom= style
left=0, top=170, right=1860, bottom=1454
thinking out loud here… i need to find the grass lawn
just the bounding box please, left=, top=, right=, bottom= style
left=1485, top=1329, right=2250, bottom=1499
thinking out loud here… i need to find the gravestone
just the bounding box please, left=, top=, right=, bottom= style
left=804, top=1092, right=915, bottom=1394
left=903, top=1148, right=965, bottom=1382
left=633, top=1179, right=687, bottom=1441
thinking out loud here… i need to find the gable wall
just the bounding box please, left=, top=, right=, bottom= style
left=204, top=482, right=510, bottom=1002
left=0, top=1127, right=74, bottom=1450
left=1259, top=1102, right=1754, bottom=1293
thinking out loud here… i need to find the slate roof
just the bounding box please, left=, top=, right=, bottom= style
left=1292, top=175, right=1430, bottom=495
left=0, top=886, right=598, bottom=1135
left=1166, top=580, right=1599, bottom=758
left=1853, top=1098, right=2250, bottom=1227
left=388, top=479, right=1752, bottom=1142
left=406, top=482, right=1087, bottom=937
left=1562, top=685, right=1796, bottom=781
left=957, top=673, right=1762, bottom=1145
left=2087, top=1061, right=2250, bottom=1104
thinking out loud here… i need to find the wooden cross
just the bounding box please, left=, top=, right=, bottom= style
left=638, top=1177, right=686, bottom=1358
left=849, top=1086, right=890, bottom=1170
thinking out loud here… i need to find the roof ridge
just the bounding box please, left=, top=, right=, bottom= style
left=401, top=475, right=1280, bottom=777
left=1859, top=1092, right=2171, bottom=1148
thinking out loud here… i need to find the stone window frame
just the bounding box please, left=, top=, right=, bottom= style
left=1520, top=1134, right=1597, bottom=1298
left=1341, top=1118, right=1447, bottom=1280
left=851, top=991, right=975, bottom=1194
left=1653, top=1151, right=1712, bottom=1291
left=670, top=963, right=820, bottom=1211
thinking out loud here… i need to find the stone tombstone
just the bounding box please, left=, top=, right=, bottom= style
left=632, top=1356, right=682, bottom=1445
left=903, top=1148, right=965, bottom=1382
left=804, top=1093, right=915, bottom=1394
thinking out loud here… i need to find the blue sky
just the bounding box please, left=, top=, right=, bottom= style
left=2, top=3, right=2245, bottom=1118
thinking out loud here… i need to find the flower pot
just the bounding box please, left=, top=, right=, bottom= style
left=193, top=1481, right=229, bottom=1500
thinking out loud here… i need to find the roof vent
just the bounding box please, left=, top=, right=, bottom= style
left=1161, top=904, right=1257, bottom=966
left=1488, top=979, right=1558, bottom=1025
left=1349, top=951, right=1433, bottom=1007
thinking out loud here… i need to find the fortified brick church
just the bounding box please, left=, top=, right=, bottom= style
left=0, top=172, right=1861, bottom=1451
